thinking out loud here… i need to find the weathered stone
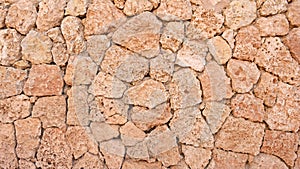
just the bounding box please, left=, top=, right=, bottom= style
left=208, top=36, right=232, bottom=64
left=90, top=122, right=119, bottom=142
left=21, top=30, right=53, bottom=64
left=259, top=0, right=287, bottom=16
left=261, top=130, right=298, bottom=167
left=73, top=153, right=105, bottom=169
left=177, top=40, right=208, bottom=71
left=0, top=6, right=7, bottom=29
left=51, top=43, right=69, bottom=66
left=150, top=52, right=175, bottom=82
left=18, top=159, right=36, bottom=169
left=255, top=14, right=289, bottom=36
left=13, top=60, right=30, bottom=69
left=169, top=68, right=202, bottom=109
left=113, top=0, right=125, bottom=9
left=32, top=96, right=66, bottom=128
left=65, top=0, right=88, bottom=16
left=15, top=118, right=41, bottom=159
left=154, top=0, right=192, bottom=21
left=295, top=149, right=300, bottom=169
left=46, top=27, right=65, bottom=43
left=284, top=28, right=300, bottom=63
left=0, top=66, right=27, bottom=99
left=231, top=93, right=265, bottom=122
left=256, top=37, right=299, bottom=85
left=72, top=54, right=98, bottom=85
left=86, top=35, right=110, bottom=65
left=120, top=121, right=146, bottom=146
left=36, top=0, right=66, bottom=31
left=112, top=12, right=162, bottom=58
left=5, top=0, right=37, bottom=34
left=157, top=147, right=181, bottom=167
left=131, top=103, right=172, bottom=131
left=207, top=149, right=248, bottom=169
left=190, top=0, right=231, bottom=12
left=199, top=61, right=233, bottom=101
left=122, top=159, right=162, bottom=169
left=182, top=145, right=211, bottom=169
left=126, top=141, right=149, bottom=160
left=84, top=0, right=126, bottom=35
left=170, top=160, right=189, bottom=169
left=215, top=116, right=265, bottom=155
left=224, top=0, right=256, bottom=30
left=187, top=7, right=224, bottom=40
left=287, top=0, right=300, bottom=26
left=160, top=22, right=185, bottom=52
left=124, top=79, right=168, bottom=109
left=202, top=102, right=231, bottom=134
left=233, top=25, right=261, bottom=61
left=0, top=123, right=18, bottom=169
left=221, top=29, right=235, bottom=49
left=124, top=0, right=153, bottom=16
left=100, top=139, right=125, bottom=169
left=36, top=128, right=72, bottom=169
left=227, top=59, right=260, bottom=93
left=24, top=65, right=63, bottom=96
left=61, top=16, right=86, bottom=54
left=249, top=153, right=289, bottom=169
left=0, top=29, right=23, bottom=66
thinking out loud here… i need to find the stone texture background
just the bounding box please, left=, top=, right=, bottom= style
left=0, top=0, right=299, bottom=169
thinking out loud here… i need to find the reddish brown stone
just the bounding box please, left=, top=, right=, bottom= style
left=255, top=14, right=289, bottom=36
left=287, top=0, right=300, bottom=26
left=249, top=153, right=288, bottom=169
left=154, top=0, right=192, bottom=21
left=207, top=149, right=248, bottom=169
left=73, top=153, right=105, bottom=169
left=0, top=123, right=18, bottom=169
left=122, top=159, right=162, bottom=169
left=284, top=28, right=300, bottom=63
left=182, top=145, right=211, bottom=169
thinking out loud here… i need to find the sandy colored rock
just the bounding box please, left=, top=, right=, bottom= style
left=284, top=28, right=300, bottom=63
left=51, top=43, right=69, bottom=66
left=154, top=0, right=192, bottom=21
left=287, top=0, right=300, bottom=26
left=36, top=128, right=72, bottom=169
left=100, top=139, right=125, bottom=169
left=150, top=52, right=175, bottom=82
left=15, top=118, right=41, bottom=159
left=233, top=25, right=261, bottom=61
left=227, top=59, right=260, bottom=93
left=169, top=68, right=202, bottom=109
left=113, top=0, right=125, bottom=9
left=122, top=159, right=162, bottom=169
left=221, top=29, right=235, bottom=49
left=13, top=60, right=30, bottom=69
left=255, top=14, right=289, bottom=36
left=21, top=30, right=53, bottom=64
left=224, top=0, right=256, bottom=30
left=231, top=93, right=265, bottom=122
left=160, top=22, right=185, bottom=52
left=215, top=116, right=265, bottom=155
left=177, top=39, right=208, bottom=71
left=73, top=153, right=105, bottom=169
left=182, top=145, right=211, bottom=169
left=249, top=153, right=289, bottom=169
left=208, top=36, right=232, bottom=64
left=84, top=0, right=126, bottom=35
left=0, top=123, right=18, bottom=169
left=61, top=16, right=86, bottom=54
left=124, top=79, right=168, bottom=109
left=202, top=102, right=231, bottom=134
left=256, top=37, right=299, bottom=85
left=207, top=149, right=248, bottom=169
left=124, top=0, right=153, bottom=16
left=36, top=0, right=66, bottom=31
left=72, top=54, right=98, bottom=85
left=5, top=0, right=37, bottom=34
left=18, top=159, right=36, bottom=169
left=190, top=0, right=231, bottom=12
left=126, top=141, right=149, bottom=160
left=0, top=66, right=27, bottom=99
left=0, top=29, right=23, bottom=66
left=261, top=130, right=298, bottom=167
left=295, top=150, right=300, bottom=169
left=24, top=65, right=63, bottom=96
left=0, top=6, right=7, bottom=29
left=259, top=0, right=287, bottom=16
left=86, top=35, right=110, bottom=65
left=46, top=27, right=65, bottom=43
left=120, top=121, right=146, bottom=146
left=170, top=160, right=189, bottom=169
left=90, top=122, right=119, bottom=142
left=32, top=96, right=66, bottom=128
left=65, top=0, right=88, bottom=16
left=157, top=147, right=181, bottom=167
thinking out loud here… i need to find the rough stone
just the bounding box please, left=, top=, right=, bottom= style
left=122, top=159, right=162, bottom=169
left=51, top=43, right=69, bottom=66
left=21, top=30, right=53, bottom=64
left=126, top=141, right=149, bottom=160
left=15, top=118, right=41, bottom=159
left=113, top=0, right=125, bottom=9
left=73, top=153, right=105, bottom=169
left=208, top=36, right=232, bottom=64
left=100, top=139, right=125, bottom=169
left=168, top=68, right=202, bottom=109
left=150, top=52, right=175, bottom=82
left=65, top=0, right=88, bottom=16
left=221, top=29, right=235, bottom=49
left=207, top=149, right=248, bottom=169
left=157, top=147, right=181, bottom=167
left=112, top=12, right=162, bottom=58
left=0, top=6, right=7, bottom=29
left=5, top=0, right=37, bottom=34
left=124, top=0, right=153, bottom=16
left=36, top=0, right=66, bottom=31
left=72, top=54, right=98, bottom=85
left=154, top=0, right=192, bottom=21
left=287, top=0, right=300, bottom=26
left=170, top=160, right=189, bottom=169
left=18, top=159, right=36, bottom=169
left=215, top=116, right=265, bottom=155
left=120, top=121, right=146, bottom=146
left=0, top=29, right=23, bottom=66
left=227, top=59, right=260, bottom=93
left=160, top=22, right=185, bottom=52
left=0, top=66, right=27, bottom=99
left=284, top=28, right=300, bottom=63
left=261, top=130, right=298, bottom=167
left=259, top=0, right=287, bottom=16
left=249, top=153, right=289, bottom=169
left=24, top=65, right=63, bottom=96
left=255, top=14, right=289, bottom=36
left=46, top=27, right=65, bottom=43
left=295, top=149, right=300, bottom=169
left=182, top=145, right=211, bottom=169
left=190, top=0, right=231, bottom=12
left=86, top=35, right=110, bottom=65
left=13, top=60, right=30, bottom=69
left=90, top=122, right=119, bottom=142
left=0, top=123, right=18, bottom=169
left=177, top=40, right=208, bottom=71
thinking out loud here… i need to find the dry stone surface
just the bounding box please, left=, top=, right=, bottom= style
left=207, top=149, right=248, bottom=169
left=154, top=0, right=192, bottom=21
left=255, top=14, right=289, bottom=36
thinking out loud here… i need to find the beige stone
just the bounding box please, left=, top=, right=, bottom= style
left=90, top=122, right=119, bottom=142
left=0, top=123, right=18, bottom=169
left=86, top=35, right=110, bottom=65
left=261, top=130, right=298, bottom=167
left=73, top=153, right=105, bottom=169
left=150, top=52, right=175, bottom=82
left=65, top=0, right=88, bottom=16
left=18, top=159, right=36, bottom=169
left=207, top=149, right=248, bottom=169
left=24, top=65, right=63, bottom=96
left=295, top=149, right=300, bottom=169
left=84, top=0, right=126, bottom=35
left=122, top=159, right=162, bottom=169
left=124, top=79, right=168, bottom=109
left=36, top=128, right=72, bottom=169
left=169, top=68, right=202, bottom=109
left=284, top=28, right=300, bottom=63
left=46, top=27, right=65, bottom=43
left=0, top=29, right=23, bottom=66
left=259, top=0, right=287, bottom=16
left=177, top=39, right=207, bottom=71
left=154, top=0, right=192, bottom=21
left=157, top=147, right=182, bottom=167
left=124, top=0, right=153, bottom=16
left=113, top=0, right=125, bottom=9
left=0, top=95, right=30, bottom=123
left=36, top=0, right=66, bottom=31
left=5, top=0, right=37, bottom=34
left=233, top=25, right=261, bottom=61
left=221, top=29, right=235, bottom=49
left=126, top=141, right=149, bottom=160
left=72, top=54, right=98, bottom=85
left=21, top=30, right=53, bottom=64
left=13, top=60, right=30, bottom=69
left=51, top=43, right=69, bottom=66
left=100, top=139, right=125, bottom=169
left=287, top=0, right=300, bottom=26
left=249, top=153, right=289, bottom=169
left=190, top=0, right=231, bottom=12
left=170, top=160, right=189, bottom=169
left=120, top=121, right=146, bottom=146
left=255, top=14, right=289, bottom=36
left=227, top=59, right=260, bottom=93
left=0, top=66, right=27, bottom=99
left=215, top=116, right=265, bottom=155
left=208, top=36, right=232, bottom=64
left=61, top=16, right=86, bottom=54
left=160, top=22, right=185, bottom=52
left=15, top=118, right=41, bottom=159
left=224, top=0, right=256, bottom=30
left=0, top=6, right=7, bottom=29
left=182, top=145, right=211, bottom=169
